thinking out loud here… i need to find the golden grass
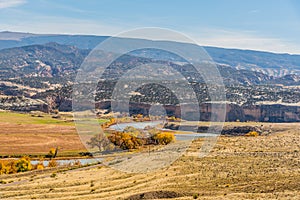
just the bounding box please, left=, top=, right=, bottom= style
left=0, top=123, right=299, bottom=199
left=0, top=112, right=84, bottom=155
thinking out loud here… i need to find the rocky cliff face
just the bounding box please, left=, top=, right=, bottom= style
left=92, top=101, right=300, bottom=122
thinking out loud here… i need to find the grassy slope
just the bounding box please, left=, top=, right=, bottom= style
left=0, top=112, right=73, bottom=125
left=0, top=112, right=108, bottom=125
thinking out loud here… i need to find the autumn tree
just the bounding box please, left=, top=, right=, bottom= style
left=87, top=133, right=110, bottom=152
left=0, top=157, right=32, bottom=174
left=123, top=126, right=140, bottom=137
left=15, top=157, right=32, bottom=172
left=48, top=147, right=58, bottom=159
left=152, top=132, right=175, bottom=145
left=108, top=132, right=144, bottom=150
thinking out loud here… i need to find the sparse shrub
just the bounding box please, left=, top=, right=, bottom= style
left=133, top=114, right=144, bottom=121
left=48, top=160, right=58, bottom=167
left=167, top=116, right=180, bottom=122
left=50, top=173, right=56, bottom=178
left=36, top=163, right=44, bottom=170
left=101, top=118, right=116, bottom=129
left=147, top=127, right=160, bottom=135
left=79, top=152, right=93, bottom=157
left=90, top=180, right=95, bottom=187
left=52, top=109, right=59, bottom=114
left=109, top=117, right=116, bottom=125
left=245, top=131, right=259, bottom=137
left=152, top=132, right=175, bottom=145
left=193, top=193, right=199, bottom=199
left=73, top=160, right=81, bottom=166
left=34, top=158, right=45, bottom=170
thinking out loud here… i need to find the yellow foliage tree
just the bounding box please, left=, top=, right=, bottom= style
left=0, top=157, right=32, bottom=174
left=108, top=131, right=144, bottom=150
left=153, top=132, right=175, bottom=145
left=0, top=160, right=10, bottom=174
left=48, top=147, right=58, bottom=158
left=15, top=156, right=32, bottom=172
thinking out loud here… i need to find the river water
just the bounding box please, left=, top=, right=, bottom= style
left=31, top=158, right=102, bottom=167
left=109, top=121, right=218, bottom=140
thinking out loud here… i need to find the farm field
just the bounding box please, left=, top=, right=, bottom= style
left=0, top=111, right=87, bottom=156
left=0, top=116, right=299, bottom=199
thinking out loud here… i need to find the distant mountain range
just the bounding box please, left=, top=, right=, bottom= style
left=0, top=42, right=89, bottom=79
left=1, top=31, right=300, bottom=78
left=1, top=31, right=300, bottom=122
left=0, top=41, right=282, bottom=86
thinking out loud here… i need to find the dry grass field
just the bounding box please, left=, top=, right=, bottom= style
left=0, top=112, right=86, bottom=155
left=0, top=119, right=299, bottom=199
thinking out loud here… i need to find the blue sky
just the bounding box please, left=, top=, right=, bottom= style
left=1, top=0, right=300, bottom=53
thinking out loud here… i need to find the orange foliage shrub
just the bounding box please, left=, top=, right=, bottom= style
left=152, top=132, right=175, bottom=145
left=245, top=131, right=259, bottom=137
left=15, top=156, right=32, bottom=172
left=108, top=132, right=144, bottom=150
left=101, top=118, right=117, bottom=129
left=48, top=159, right=58, bottom=167
left=166, top=116, right=180, bottom=122
left=36, top=163, right=45, bottom=170
left=0, top=160, right=13, bottom=174
left=0, top=157, right=32, bottom=174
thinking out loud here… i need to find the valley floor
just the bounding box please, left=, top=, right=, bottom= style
left=0, top=122, right=299, bottom=199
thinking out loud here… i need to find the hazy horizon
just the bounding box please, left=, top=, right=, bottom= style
left=1, top=29, right=300, bottom=56
left=1, top=0, right=300, bottom=54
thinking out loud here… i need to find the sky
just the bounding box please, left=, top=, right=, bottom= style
left=1, top=0, right=300, bottom=54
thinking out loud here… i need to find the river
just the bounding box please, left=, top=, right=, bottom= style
left=109, top=121, right=218, bottom=140
left=31, top=158, right=102, bottom=167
